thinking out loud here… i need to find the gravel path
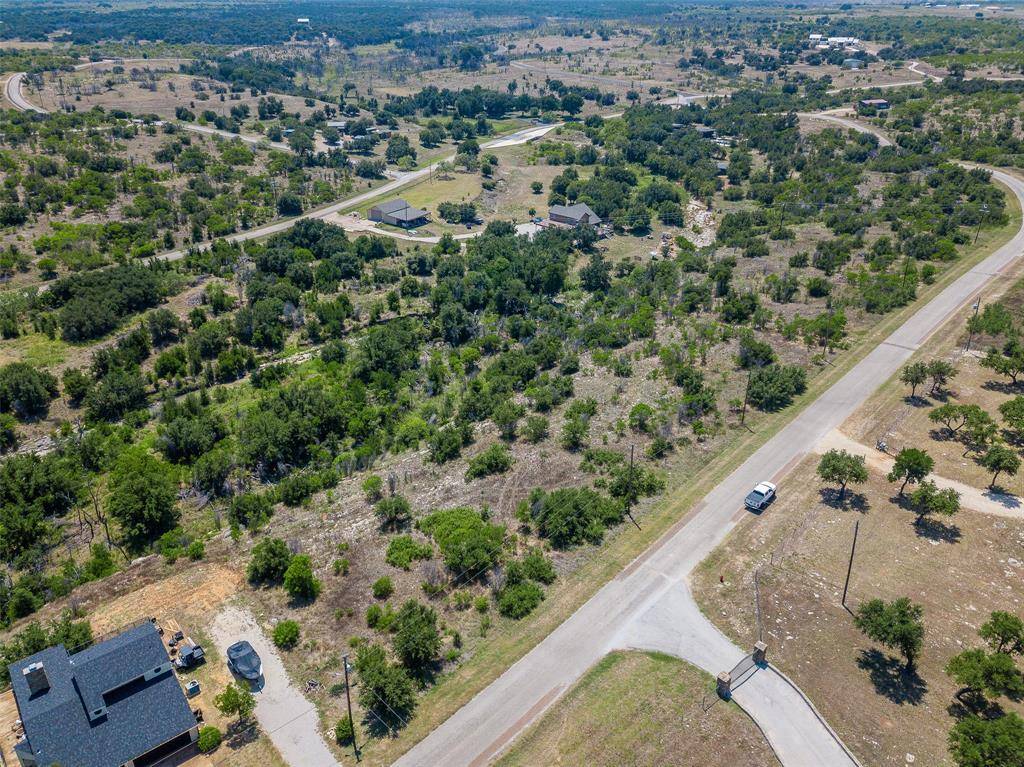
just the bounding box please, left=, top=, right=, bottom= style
left=209, top=606, right=342, bottom=767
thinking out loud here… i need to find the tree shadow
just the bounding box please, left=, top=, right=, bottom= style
left=903, top=394, right=932, bottom=408
left=225, top=719, right=260, bottom=750
left=984, top=487, right=1023, bottom=509
left=856, top=649, right=927, bottom=705
left=947, top=693, right=1005, bottom=721
left=818, top=487, right=870, bottom=512
left=982, top=379, right=1023, bottom=395
left=912, top=516, right=962, bottom=544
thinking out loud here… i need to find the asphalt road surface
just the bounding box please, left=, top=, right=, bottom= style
left=395, top=157, right=1024, bottom=766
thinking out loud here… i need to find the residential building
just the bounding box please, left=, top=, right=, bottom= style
left=9, top=622, right=198, bottom=767
left=859, top=98, right=891, bottom=109
left=368, top=199, right=429, bottom=228
left=548, top=202, right=602, bottom=227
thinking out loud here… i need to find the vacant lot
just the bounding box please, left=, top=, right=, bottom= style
left=693, top=453, right=1024, bottom=767
left=496, top=650, right=781, bottom=767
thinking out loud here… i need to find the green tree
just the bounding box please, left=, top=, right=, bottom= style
left=907, top=480, right=960, bottom=523
left=887, top=448, right=934, bottom=496
left=106, top=448, right=178, bottom=552
left=1000, top=397, right=1024, bottom=441
left=854, top=597, right=925, bottom=670
left=900, top=361, right=929, bottom=399
left=949, top=713, right=1024, bottom=767
left=354, top=643, right=416, bottom=729
left=375, top=495, right=412, bottom=531
left=816, top=449, right=868, bottom=501
left=0, top=363, right=59, bottom=420
left=927, top=359, right=959, bottom=396
left=214, top=682, right=255, bottom=722
left=981, top=612, right=1024, bottom=655
left=946, top=648, right=1024, bottom=708
left=197, top=726, right=222, bottom=752
left=392, top=600, right=441, bottom=671
left=980, top=445, right=1021, bottom=489
left=283, top=554, right=321, bottom=601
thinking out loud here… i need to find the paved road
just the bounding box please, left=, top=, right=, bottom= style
left=3, top=72, right=46, bottom=113
left=210, top=606, right=341, bottom=767
left=395, top=154, right=1024, bottom=766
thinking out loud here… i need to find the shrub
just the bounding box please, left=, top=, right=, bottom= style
left=386, top=536, right=433, bottom=570
left=0, top=363, right=59, bottom=420
left=392, top=600, right=441, bottom=670
left=418, top=507, right=504, bottom=574
left=498, top=581, right=545, bottom=619
left=197, top=726, right=222, bottom=753
left=272, top=620, right=301, bottom=649
left=475, top=595, right=490, bottom=613
left=372, top=576, right=394, bottom=599
left=533, top=487, right=623, bottom=548
left=186, top=539, right=205, bottom=561
left=375, top=495, right=412, bottom=531
left=283, top=554, right=321, bottom=601
left=230, top=493, right=273, bottom=530
left=465, top=443, right=514, bottom=480
left=747, top=365, right=807, bottom=411
left=521, top=549, right=556, bottom=584
left=335, top=715, right=355, bottom=745
left=333, top=557, right=350, bottom=576
left=362, top=474, right=384, bottom=502
left=523, top=415, right=549, bottom=443
left=247, top=538, right=292, bottom=584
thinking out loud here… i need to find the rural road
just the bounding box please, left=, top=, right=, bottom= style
left=210, top=606, right=341, bottom=767
left=395, top=143, right=1024, bottom=765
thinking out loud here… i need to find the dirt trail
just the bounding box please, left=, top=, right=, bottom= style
left=815, top=429, right=1023, bottom=518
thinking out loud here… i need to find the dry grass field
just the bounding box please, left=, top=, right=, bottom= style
left=495, top=650, right=781, bottom=767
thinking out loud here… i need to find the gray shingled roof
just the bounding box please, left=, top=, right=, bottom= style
left=10, top=622, right=196, bottom=767
left=549, top=202, right=601, bottom=225
left=373, top=198, right=428, bottom=221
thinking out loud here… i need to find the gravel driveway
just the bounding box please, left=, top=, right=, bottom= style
left=210, top=606, right=341, bottom=767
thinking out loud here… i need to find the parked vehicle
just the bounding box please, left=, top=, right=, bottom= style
left=227, top=641, right=263, bottom=681
left=744, top=481, right=777, bottom=511
left=175, top=643, right=205, bottom=669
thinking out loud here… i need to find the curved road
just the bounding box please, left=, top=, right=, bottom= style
left=394, top=131, right=1024, bottom=766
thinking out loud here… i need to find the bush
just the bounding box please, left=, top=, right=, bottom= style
left=335, top=715, right=355, bottom=745
left=521, top=549, right=556, bottom=584
left=465, top=443, right=514, bottom=480
left=392, top=600, right=441, bottom=670
left=186, top=539, right=205, bottom=560
left=533, top=487, right=623, bottom=548
left=523, top=415, right=549, bottom=443
left=283, top=554, right=321, bottom=601
left=247, top=538, right=292, bottom=584
left=197, top=726, right=222, bottom=753
left=386, top=536, right=433, bottom=570
left=375, top=495, right=412, bottom=530
left=230, top=493, right=273, bottom=529
left=497, top=581, right=545, bottom=619
left=372, top=576, right=394, bottom=599
left=747, top=364, right=807, bottom=411
left=272, top=620, right=301, bottom=649
left=362, top=474, right=384, bottom=502
left=0, top=363, right=59, bottom=420
left=418, top=506, right=504, bottom=574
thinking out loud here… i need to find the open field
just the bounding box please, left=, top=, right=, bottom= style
left=693, top=454, right=1024, bottom=767
left=496, top=650, right=781, bottom=767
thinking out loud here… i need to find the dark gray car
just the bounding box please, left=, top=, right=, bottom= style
left=227, top=640, right=262, bottom=681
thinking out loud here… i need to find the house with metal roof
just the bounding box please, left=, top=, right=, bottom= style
left=8, top=622, right=198, bottom=767
left=548, top=202, right=602, bottom=227
left=368, top=198, right=429, bottom=228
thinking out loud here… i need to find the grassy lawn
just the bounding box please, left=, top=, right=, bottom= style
left=355, top=176, right=1024, bottom=766
left=496, top=651, right=780, bottom=767
left=0, top=332, right=68, bottom=369
left=692, top=455, right=1024, bottom=767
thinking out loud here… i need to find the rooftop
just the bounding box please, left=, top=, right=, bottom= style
left=372, top=198, right=429, bottom=221
left=9, top=622, right=196, bottom=767
left=549, top=202, right=601, bottom=224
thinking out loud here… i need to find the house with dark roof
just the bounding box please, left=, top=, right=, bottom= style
left=368, top=198, right=429, bottom=228
left=9, top=622, right=198, bottom=767
left=548, top=202, right=602, bottom=228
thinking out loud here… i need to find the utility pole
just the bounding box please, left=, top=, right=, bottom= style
left=841, top=519, right=860, bottom=614
left=973, top=204, right=990, bottom=245
left=740, top=369, right=752, bottom=427
left=625, top=445, right=641, bottom=530
left=965, top=297, right=982, bottom=352
left=342, top=654, right=359, bottom=762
